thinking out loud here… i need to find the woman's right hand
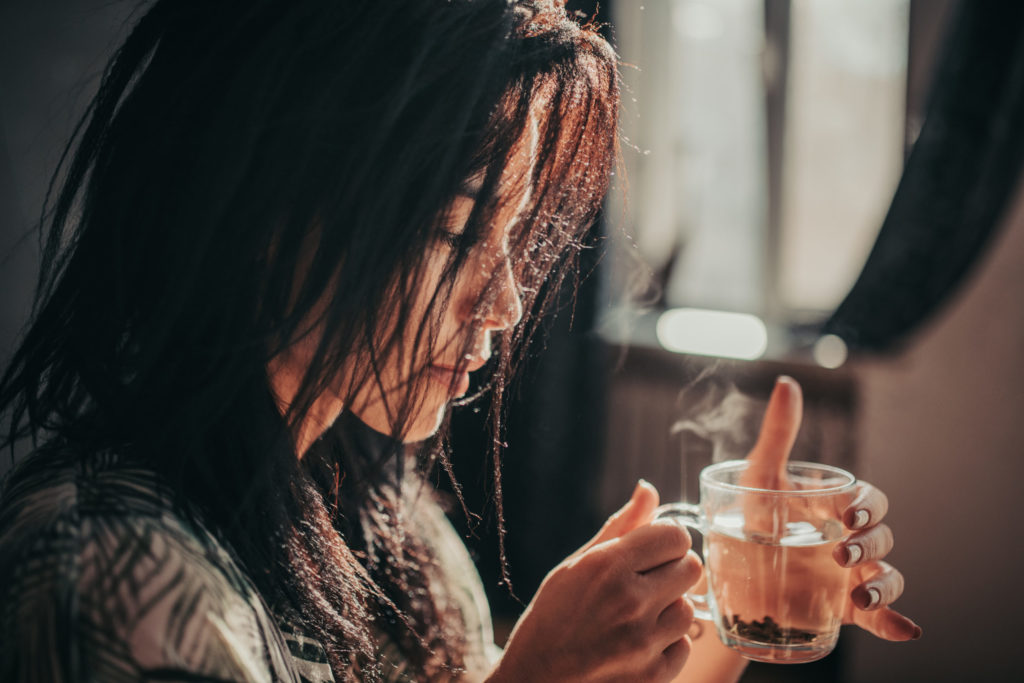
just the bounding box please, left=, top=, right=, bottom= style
left=488, top=481, right=702, bottom=683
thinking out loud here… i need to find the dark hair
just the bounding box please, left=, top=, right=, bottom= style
left=0, top=0, right=619, bottom=679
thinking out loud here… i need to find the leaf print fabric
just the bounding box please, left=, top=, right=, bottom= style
left=0, top=446, right=499, bottom=682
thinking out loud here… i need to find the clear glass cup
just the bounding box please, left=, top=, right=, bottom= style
left=656, top=460, right=857, bottom=664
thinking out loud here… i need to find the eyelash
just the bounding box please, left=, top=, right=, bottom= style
left=438, top=229, right=464, bottom=248
left=437, top=228, right=483, bottom=250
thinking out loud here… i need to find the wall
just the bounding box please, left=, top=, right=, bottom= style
left=0, top=0, right=128, bottom=361
left=844, top=182, right=1024, bottom=680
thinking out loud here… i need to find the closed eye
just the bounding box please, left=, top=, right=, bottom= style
left=436, top=191, right=481, bottom=249
left=437, top=226, right=487, bottom=251
left=437, top=229, right=465, bottom=249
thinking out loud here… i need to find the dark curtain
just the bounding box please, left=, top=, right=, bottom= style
left=824, top=0, right=1024, bottom=351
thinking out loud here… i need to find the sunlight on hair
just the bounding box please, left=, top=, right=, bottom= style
left=656, top=308, right=768, bottom=360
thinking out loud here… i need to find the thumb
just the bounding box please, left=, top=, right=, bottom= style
left=579, top=480, right=659, bottom=554
left=743, top=375, right=803, bottom=488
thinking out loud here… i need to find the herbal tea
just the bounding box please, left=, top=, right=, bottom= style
left=705, top=512, right=849, bottom=663
left=655, top=460, right=858, bottom=663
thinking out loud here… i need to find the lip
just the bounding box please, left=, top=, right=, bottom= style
left=428, top=356, right=488, bottom=397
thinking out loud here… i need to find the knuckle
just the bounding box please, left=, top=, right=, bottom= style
left=639, top=655, right=666, bottom=683
left=880, top=523, right=895, bottom=549
left=863, top=524, right=893, bottom=557
left=676, top=634, right=692, bottom=661
left=662, top=596, right=694, bottom=633
left=876, top=487, right=890, bottom=514
left=657, top=598, right=694, bottom=646
left=889, top=566, right=906, bottom=595
left=638, top=662, right=666, bottom=683
left=665, top=554, right=703, bottom=595
left=683, top=550, right=703, bottom=580
left=583, top=544, right=620, bottom=577
left=679, top=596, right=696, bottom=625
left=647, top=638, right=691, bottom=682
left=656, top=521, right=692, bottom=553
left=876, top=559, right=897, bottom=573
left=620, top=581, right=649, bottom=618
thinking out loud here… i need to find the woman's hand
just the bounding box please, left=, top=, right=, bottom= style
left=490, top=482, right=702, bottom=683
left=745, top=376, right=922, bottom=641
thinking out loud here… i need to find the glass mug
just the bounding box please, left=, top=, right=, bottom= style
left=656, top=460, right=856, bottom=664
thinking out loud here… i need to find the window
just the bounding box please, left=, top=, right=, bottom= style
left=602, top=0, right=910, bottom=360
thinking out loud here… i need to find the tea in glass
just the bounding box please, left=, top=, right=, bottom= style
left=706, top=511, right=848, bottom=662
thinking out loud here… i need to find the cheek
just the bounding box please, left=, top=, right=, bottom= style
left=408, top=251, right=457, bottom=326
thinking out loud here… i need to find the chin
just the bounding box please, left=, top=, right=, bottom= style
left=402, top=403, right=449, bottom=443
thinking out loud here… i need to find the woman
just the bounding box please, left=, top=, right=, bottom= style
left=0, top=1, right=918, bottom=681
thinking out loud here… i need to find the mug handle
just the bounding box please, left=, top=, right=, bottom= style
left=654, top=502, right=713, bottom=621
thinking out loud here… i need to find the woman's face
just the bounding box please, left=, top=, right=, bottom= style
left=272, top=121, right=536, bottom=452
left=347, top=150, right=533, bottom=442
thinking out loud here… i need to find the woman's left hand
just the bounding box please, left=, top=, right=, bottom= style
left=744, top=376, right=922, bottom=642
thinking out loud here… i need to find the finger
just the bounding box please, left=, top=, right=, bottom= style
left=617, top=519, right=693, bottom=572
left=851, top=606, right=922, bottom=641
left=850, top=561, right=905, bottom=610
left=654, top=597, right=695, bottom=651
left=654, top=635, right=691, bottom=682
left=842, top=481, right=889, bottom=530
left=580, top=480, right=660, bottom=555
left=833, top=523, right=895, bottom=567
left=742, top=376, right=803, bottom=489
left=644, top=551, right=703, bottom=605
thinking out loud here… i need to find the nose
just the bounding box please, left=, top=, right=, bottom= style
left=482, top=256, right=524, bottom=332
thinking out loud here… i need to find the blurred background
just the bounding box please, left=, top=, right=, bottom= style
left=2, top=1, right=1022, bottom=681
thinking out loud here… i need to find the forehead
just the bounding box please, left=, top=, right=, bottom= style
left=464, top=111, right=539, bottom=203
left=504, top=112, right=540, bottom=187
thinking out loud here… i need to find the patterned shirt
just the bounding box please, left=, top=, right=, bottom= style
left=0, top=448, right=500, bottom=682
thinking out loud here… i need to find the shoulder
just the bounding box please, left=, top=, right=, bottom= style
left=0, top=448, right=298, bottom=683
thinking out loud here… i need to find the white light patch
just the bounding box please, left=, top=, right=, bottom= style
left=813, top=334, right=848, bottom=369
left=656, top=308, right=768, bottom=360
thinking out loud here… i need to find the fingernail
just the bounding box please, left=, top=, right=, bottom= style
left=865, top=587, right=880, bottom=609
left=844, top=543, right=863, bottom=566
left=851, top=509, right=870, bottom=529
left=911, top=625, right=923, bottom=640
left=632, top=479, right=650, bottom=500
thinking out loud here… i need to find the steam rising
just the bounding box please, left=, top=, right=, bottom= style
left=672, top=374, right=762, bottom=464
